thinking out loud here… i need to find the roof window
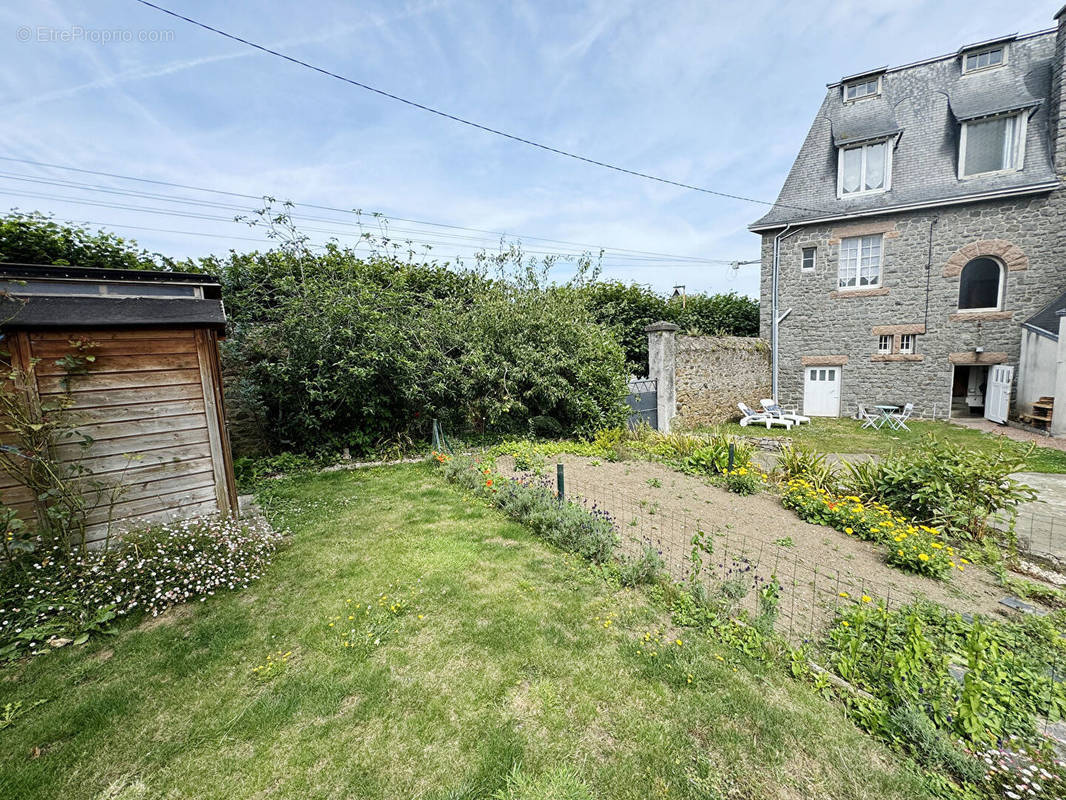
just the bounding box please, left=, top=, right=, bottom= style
left=962, top=45, right=1006, bottom=73
left=844, top=76, right=880, bottom=101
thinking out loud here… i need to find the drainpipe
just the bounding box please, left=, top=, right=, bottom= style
left=771, top=224, right=799, bottom=400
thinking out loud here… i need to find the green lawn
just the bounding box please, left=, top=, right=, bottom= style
left=0, top=465, right=933, bottom=800
left=707, top=417, right=1066, bottom=473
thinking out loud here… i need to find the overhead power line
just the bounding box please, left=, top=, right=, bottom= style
left=132, top=0, right=830, bottom=217
left=0, top=156, right=758, bottom=266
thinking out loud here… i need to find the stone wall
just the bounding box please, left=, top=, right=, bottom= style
left=759, top=191, right=1066, bottom=418
left=673, top=335, right=771, bottom=428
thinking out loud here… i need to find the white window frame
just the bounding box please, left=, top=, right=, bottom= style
left=899, top=334, right=915, bottom=354
left=962, top=45, right=1007, bottom=74
left=837, top=234, right=884, bottom=291
left=958, top=112, right=1027, bottom=179
left=877, top=335, right=892, bottom=354
left=843, top=76, right=881, bottom=102
left=801, top=246, right=817, bottom=272
left=957, top=258, right=1006, bottom=313
left=837, top=140, right=892, bottom=198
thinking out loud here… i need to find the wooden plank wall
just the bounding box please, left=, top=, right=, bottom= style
left=1, top=327, right=236, bottom=547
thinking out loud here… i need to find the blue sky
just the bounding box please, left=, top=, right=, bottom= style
left=0, top=1, right=1059, bottom=296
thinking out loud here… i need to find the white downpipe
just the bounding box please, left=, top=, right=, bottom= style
left=771, top=225, right=798, bottom=400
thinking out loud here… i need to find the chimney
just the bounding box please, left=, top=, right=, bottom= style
left=1053, top=6, right=1066, bottom=173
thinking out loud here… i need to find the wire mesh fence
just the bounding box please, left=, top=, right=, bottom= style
left=437, top=430, right=1065, bottom=748
left=992, top=509, right=1066, bottom=566
left=557, top=468, right=920, bottom=644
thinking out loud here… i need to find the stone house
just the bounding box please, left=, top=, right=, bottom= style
left=750, top=8, right=1066, bottom=432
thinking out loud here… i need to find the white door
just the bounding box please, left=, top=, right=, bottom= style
left=803, top=366, right=841, bottom=417
left=984, top=364, right=1014, bottom=424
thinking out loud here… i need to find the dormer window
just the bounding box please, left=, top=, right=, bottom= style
left=963, top=45, right=1005, bottom=73
left=844, top=76, right=880, bottom=101
left=959, top=113, right=1026, bottom=178
left=838, top=140, right=890, bottom=197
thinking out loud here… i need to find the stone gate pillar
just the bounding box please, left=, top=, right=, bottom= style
left=645, top=321, right=679, bottom=433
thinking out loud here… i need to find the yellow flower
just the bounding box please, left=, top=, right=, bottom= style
left=841, top=621, right=850, bottom=627
left=897, top=549, right=904, bottom=557
left=960, top=558, right=969, bottom=564
left=861, top=595, right=872, bottom=603
left=675, top=639, right=683, bottom=646
left=839, top=591, right=849, bottom=598
left=845, top=527, right=854, bottom=535
left=918, top=553, right=930, bottom=562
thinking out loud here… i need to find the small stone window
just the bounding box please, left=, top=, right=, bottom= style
left=899, top=334, right=915, bottom=354
left=801, top=247, right=816, bottom=272
left=958, top=257, right=1003, bottom=310
left=877, top=335, right=892, bottom=354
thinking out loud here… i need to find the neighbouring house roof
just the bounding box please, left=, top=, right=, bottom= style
left=1022, top=289, right=1066, bottom=340
left=751, top=28, right=1061, bottom=231
left=0, top=263, right=226, bottom=331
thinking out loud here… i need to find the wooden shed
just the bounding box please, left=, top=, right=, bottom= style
left=0, top=263, right=237, bottom=547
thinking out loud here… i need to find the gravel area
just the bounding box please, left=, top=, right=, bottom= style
left=499, top=454, right=1019, bottom=639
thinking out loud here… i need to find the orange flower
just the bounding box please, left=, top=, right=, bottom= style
left=485, top=479, right=493, bottom=487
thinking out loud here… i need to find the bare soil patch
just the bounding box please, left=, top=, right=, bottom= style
left=499, top=454, right=1011, bottom=639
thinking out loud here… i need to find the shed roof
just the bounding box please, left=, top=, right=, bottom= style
left=0, top=263, right=226, bottom=332
left=1022, top=289, right=1066, bottom=340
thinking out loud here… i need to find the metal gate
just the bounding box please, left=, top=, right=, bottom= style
left=626, top=378, right=657, bottom=429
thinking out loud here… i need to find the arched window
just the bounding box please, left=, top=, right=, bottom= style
left=958, top=257, right=1003, bottom=310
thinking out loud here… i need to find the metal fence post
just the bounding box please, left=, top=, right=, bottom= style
left=728, top=442, right=735, bottom=471
left=557, top=463, right=565, bottom=506
left=431, top=418, right=440, bottom=452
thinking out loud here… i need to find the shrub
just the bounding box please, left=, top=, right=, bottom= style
left=887, top=703, right=985, bottom=785
left=843, top=438, right=1037, bottom=544
left=441, top=455, right=617, bottom=563
left=824, top=602, right=1066, bottom=749
left=721, top=466, right=763, bottom=495
left=616, top=546, right=665, bottom=587
left=0, top=515, right=284, bottom=660
left=776, top=445, right=839, bottom=492
left=219, top=244, right=629, bottom=456
left=682, top=437, right=755, bottom=476
left=885, top=526, right=959, bottom=579
left=782, top=481, right=964, bottom=579
left=783, top=481, right=898, bottom=543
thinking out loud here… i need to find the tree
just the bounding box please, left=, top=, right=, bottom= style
left=0, top=211, right=181, bottom=271
left=579, top=281, right=760, bottom=374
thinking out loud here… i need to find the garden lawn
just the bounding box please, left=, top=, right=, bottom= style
left=710, top=417, right=1066, bottom=473
left=0, top=464, right=934, bottom=800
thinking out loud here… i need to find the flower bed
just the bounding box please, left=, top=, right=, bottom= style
left=0, top=514, right=284, bottom=660
left=782, top=479, right=962, bottom=579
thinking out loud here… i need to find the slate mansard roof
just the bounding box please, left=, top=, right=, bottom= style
left=751, top=28, right=1061, bottom=231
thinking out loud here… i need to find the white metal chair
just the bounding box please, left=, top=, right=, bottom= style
left=858, top=405, right=883, bottom=430
left=738, top=402, right=793, bottom=429
left=888, top=402, right=915, bottom=431
left=760, top=399, right=810, bottom=425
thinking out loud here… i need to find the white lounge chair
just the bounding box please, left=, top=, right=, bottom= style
left=760, top=399, right=810, bottom=425
left=738, top=402, right=793, bottom=430
left=888, top=402, right=915, bottom=431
